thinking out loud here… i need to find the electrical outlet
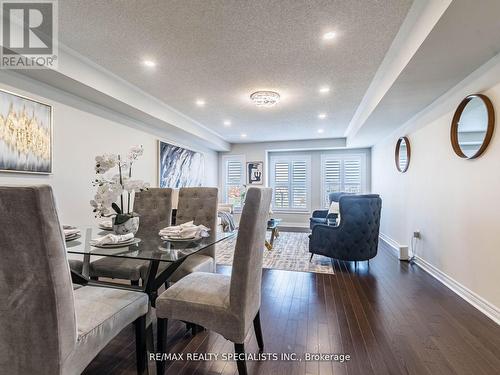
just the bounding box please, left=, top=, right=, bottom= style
left=413, top=231, right=421, bottom=239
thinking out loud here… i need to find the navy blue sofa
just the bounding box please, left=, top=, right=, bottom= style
left=309, top=194, right=382, bottom=262
left=309, top=192, right=352, bottom=230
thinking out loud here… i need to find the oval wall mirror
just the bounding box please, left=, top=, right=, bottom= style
left=451, top=94, right=495, bottom=159
left=395, top=136, right=411, bottom=173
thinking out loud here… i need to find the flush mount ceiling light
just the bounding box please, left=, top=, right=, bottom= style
left=223, top=120, right=232, bottom=127
left=241, top=133, right=247, bottom=138
left=250, top=91, right=280, bottom=108
left=318, top=113, right=327, bottom=119
left=317, top=128, right=324, bottom=134
left=195, top=99, right=206, bottom=107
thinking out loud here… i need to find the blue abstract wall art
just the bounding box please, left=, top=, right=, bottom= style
left=158, top=141, right=204, bottom=188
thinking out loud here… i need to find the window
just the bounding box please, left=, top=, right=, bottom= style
left=222, top=155, right=245, bottom=209
left=321, top=153, right=366, bottom=207
left=270, top=154, right=311, bottom=211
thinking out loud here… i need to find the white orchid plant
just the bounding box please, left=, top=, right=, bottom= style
left=90, top=145, right=150, bottom=224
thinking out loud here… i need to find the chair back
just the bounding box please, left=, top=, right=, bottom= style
left=0, top=186, right=76, bottom=374
left=134, top=188, right=172, bottom=236
left=337, top=194, right=382, bottom=260
left=176, top=187, right=218, bottom=234
left=229, top=188, right=272, bottom=326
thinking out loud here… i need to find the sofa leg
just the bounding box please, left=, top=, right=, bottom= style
left=234, top=343, right=248, bottom=375
left=131, top=280, right=140, bottom=286
left=157, top=318, right=168, bottom=375
left=133, top=314, right=147, bottom=375
left=309, top=253, right=314, bottom=262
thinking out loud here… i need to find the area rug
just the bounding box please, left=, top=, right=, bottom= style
left=216, top=231, right=334, bottom=274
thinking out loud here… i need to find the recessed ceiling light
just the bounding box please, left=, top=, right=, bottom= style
left=317, top=128, right=324, bottom=134
left=195, top=99, right=206, bottom=107
left=322, top=31, right=337, bottom=41
left=142, top=59, right=156, bottom=68
left=318, top=113, right=327, bottom=119
left=223, top=120, right=232, bottom=127
left=241, top=133, right=247, bottom=138
left=319, top=86, right=330, bottom=94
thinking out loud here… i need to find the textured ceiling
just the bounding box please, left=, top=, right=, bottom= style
left=58, top=0, right=412, bottom=143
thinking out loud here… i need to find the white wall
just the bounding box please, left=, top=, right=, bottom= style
left=219, top=138, right=371, bottom=227
left=0, top=75, right=218, bottom=226
left=372, top=60, right=500, bottom=312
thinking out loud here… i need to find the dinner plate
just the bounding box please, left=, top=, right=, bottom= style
left=90, top=238, right=141, bottom=248
left=65, top=233, right=81, bottom=242
left=163, top=235, right=201, bottom=243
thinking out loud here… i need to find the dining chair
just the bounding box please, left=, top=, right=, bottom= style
left=0, top=185, right=149, bottom=375
left=155, top=187, right=272, bottom=375
left=168, top=187, right=218, bottom=283
left=89, top=188, right=173, bottom=284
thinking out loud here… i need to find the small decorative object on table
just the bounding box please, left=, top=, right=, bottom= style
left=90, top=145, right=150, bottom=235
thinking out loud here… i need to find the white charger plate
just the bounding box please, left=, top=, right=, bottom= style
left=163, top=235, right=201, bottom=243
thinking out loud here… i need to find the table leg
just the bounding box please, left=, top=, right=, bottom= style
left=143, top=259, right=160, bottom=306
left=143, top=258, right=188, bottom=307
left=270, top=228, right=276, bottom=246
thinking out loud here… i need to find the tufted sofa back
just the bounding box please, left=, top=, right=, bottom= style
left=328, top=191, right=352, bottom=204
left=335, top=194, right=382, bottom=261
left=133, top=188, right=172, bottom=236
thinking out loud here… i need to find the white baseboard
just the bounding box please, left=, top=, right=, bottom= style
left=379, top=234, right=500, bottom=325
left=379, top=233, right=409, bottom=260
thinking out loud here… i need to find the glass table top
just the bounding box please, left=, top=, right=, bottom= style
left=66, top=227, right=235, bottom=263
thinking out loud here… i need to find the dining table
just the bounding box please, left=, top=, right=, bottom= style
left=67, top=227, right=235, bottom=306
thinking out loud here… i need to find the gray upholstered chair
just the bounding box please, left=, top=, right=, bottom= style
left=168, top=187, right=218, bottom=282
left=309, top=194, right=382, bottom=262
left=0, top=185, right=149, bottom=375
left=155, top=187, right=272, bottom=375
left=309, top=192, right=352, bottom=229
left=90, top=188, right=173, bottom=284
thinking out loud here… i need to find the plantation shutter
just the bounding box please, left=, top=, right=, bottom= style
left=270, top=155, right=310, bottom=211
left=343, top=159, right=361, bottom=193
left=274, top=162, right=290, bottom=208
left=224, top=157, right=244, bottom=208
left=323, top=159, right=341, bottom=206
left=291, top=161, right=307, bottom=209
left=226, top=160, right=243, bottom=185
left=321, top=154, right=365, bottom=207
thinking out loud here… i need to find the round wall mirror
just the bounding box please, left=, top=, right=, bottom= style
left=451, top=94, right=495, bottom=159
left=395, top=136, right=410, bottom=173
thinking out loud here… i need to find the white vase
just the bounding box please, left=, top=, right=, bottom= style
left=112, top=216, right=140, bottom=235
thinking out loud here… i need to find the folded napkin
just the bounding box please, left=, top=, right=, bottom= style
left=91, top=232, right=134, bottom=246
left=64, top=228, right=80, bottom=237
left=159, top=221, right=210, bottom=239
left=99, top=219, right=113, bottom=229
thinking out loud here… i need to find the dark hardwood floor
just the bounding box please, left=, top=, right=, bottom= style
left=83, top=248, right=500, bottom=375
